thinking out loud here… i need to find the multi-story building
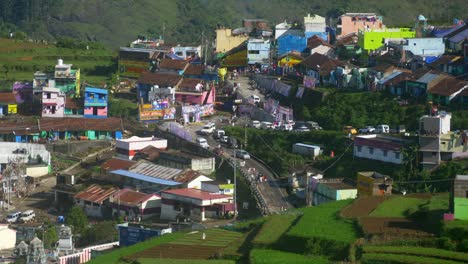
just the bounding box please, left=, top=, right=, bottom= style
left=337, top=13, right=385, bottom=38
left=41, top=86, right=65, bottom=118
left=274, top=21, right=303, bottom=40
left=54, top=59, right=80, bottom=97
left=247, top=38, right=270, bottom=67
left=419, top=112, right=468, bottom=169
left=215, top=28, right=248, bottom=54
left=115, top=136, right=167, bottom=160
left=358, top=28, right=416, bottom=52
left=304, top=14, right=328, bottom=41
left=84, top=87, right=108, bottom=118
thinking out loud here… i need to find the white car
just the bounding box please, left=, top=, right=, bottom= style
left=19, top=210, right=35, bottom=222
left=200, top=123, right=216, bottom=135
left=196, top=137, right=209, bottom=149
left=6, top=212, right=22, bottom=223
left=375, top=125, right=390, bottom=133
left=359, top=126, right=376, bottom=134
left=250, top=120, right=261, bottom=128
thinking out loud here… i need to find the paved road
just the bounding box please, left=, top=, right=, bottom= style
left=232, top=74, right=266, bottom=103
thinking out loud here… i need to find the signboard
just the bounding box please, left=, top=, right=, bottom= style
left=139, top=104, right=176, bottom=121
left=118, top=225, right=161, bottom=247
left=181, top=104, right=214, bottom=123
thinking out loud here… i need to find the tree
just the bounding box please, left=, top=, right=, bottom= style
left=37, top=225, right=58, bottom=249
left=78, top=221, right=118, bottom=247
left=66, top=206, right=88, bottom=234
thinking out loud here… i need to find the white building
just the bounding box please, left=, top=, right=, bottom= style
left=74, top=184, right=117, bottom=218
left=173, top=45, right=202, bottom=60
left=160, top=188, right=233, bottom=221
left=116, top=136, right=167, bottom=160
left=292, top=143, right=321, bottom=157
left=275, top=21, right=303, bottom=40
left=354, top=134, right=406, bottom=164
left=304, top=14, right=328, bottom=41
left=0, top=224, right=16, bottom=250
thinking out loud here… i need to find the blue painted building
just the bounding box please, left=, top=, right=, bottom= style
left=84, top=87, right=108, bottom=118
left=277, top=34, right=307, bottom=56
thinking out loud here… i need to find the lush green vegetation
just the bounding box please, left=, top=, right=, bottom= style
left=252, top=214, right=298, bottom=246
left=87, top=233, right=185, bottom=264
left=288, top=200, right=358, bottom=243
left=360, top=253, right=466, bottom=264
left=362, top=246, right=468, bottom=263
left=249, top=249, right=329, bottom=264
left=169, top=229, right=242, bottom=247
left=370, top=197, right=429, bottom=217
left=137, top=260, right=234, bottom=264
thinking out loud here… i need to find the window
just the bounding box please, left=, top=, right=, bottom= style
left=46, top=93, right=51, bottom=99
left=432, top=152, right=437, bottom=157
left=248, top=50, right=260, bottom=54
left=369, top=147, right=374, bottom=154
left=395, top=152, right=400, bottom=159
left=383, top=150, right=388, bottom=157
left=84, top=201, right=91, bottom=205
left=176, top=52, right=183, bottom=56
left=357, top=146, right=362, bottom=152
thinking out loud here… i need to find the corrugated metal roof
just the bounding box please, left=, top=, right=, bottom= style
left=74, top=184, right=118, bottom=204
left=417, top=72, right=440, bottom=84
left=110, top=169, right=181, bottom=186
left=129, top=162, right=183, bottom=180
left=377, top=71, right=402, bottom=85
left=449, top=28, right=468, bottom=43
left=162, top=188, right=231, bottom=201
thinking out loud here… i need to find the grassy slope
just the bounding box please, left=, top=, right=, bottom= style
left=250, top=249, right=329, bottom=264
left=363, top=246, right=468, bottom=263
left=138, top=260, right=234, bottom=264
left=370, top=197, right=428, bottom=217
left=252, top=214, right=298, bottom=246
left=287, top=200, right=358, bottom=243
left=361, top=253, right=466, bottom=264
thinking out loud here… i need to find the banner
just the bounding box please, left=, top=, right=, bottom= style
left=303, top=75, right=316, bottom=89
left=139, top=105, right=176, bottom=121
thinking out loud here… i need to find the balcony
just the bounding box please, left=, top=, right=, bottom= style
left=84, top=98, right=107, bottom=106
left=42, top=98, right=58, bottom=105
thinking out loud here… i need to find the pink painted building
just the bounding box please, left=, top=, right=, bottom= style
left=337, top=13, right=385, bottom=38
left=175, top=78, right=215, bottom=105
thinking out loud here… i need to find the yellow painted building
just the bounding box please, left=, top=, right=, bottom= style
left=278, top=52, right=303, bottom=67
left=0, top=93, right=17, bottom=116
left=357, top=171, right=393, bottom=196
left=215, top=28, right=248, bottom=53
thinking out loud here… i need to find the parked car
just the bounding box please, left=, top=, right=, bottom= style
left=306, top=121, right=323, bottom=130
left=278, top=124, right=293, bottom=131
left=375, top=125, right=390, bottom=133
left=6, top=212, right=22, bottom=223
left=196, top=137, right=209, bottom=149
left=343, top=126, right=358, bottom=135
left=359, top=126, right=376, bottom=134
left=235, top=150, right=251, bottom=159
left=213, top=129, right=225, bottom=139
left=390, top=125, right=406, bottom=134
left=19, top=210, right=35, bottom=223
left=220, top=135, right=229, bottom=144
left=260, top=121, right=274, bottom=129
left=228, top=137, right=238, bottom=149
left=200, top=123, right=216, bottom=135
left=293, top=126, right=310, bottom=132
left=249, top=94, right=260, bottom=104
left=250, top=120, right=261, bottom=128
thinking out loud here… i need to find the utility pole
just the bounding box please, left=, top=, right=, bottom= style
left=233, top=148, right=237, bottom=220
left=244, top=125, right=247, bottom=148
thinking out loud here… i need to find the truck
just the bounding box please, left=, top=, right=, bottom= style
left=292, top=143, right=321, bottom=157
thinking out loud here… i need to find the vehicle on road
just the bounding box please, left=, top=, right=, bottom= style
left=250, top=120, right=261, bottom=128
left=200, top=123, right=216, bottom=135
left=249, top=94, right=261, bottom=104
left=343, top=125, right=358, bottom=135
left=359, top=126, right=376, bottom=134
left=293, top=126, right=310, bottom=132
left=213, top=129, right=225, bottom=139
left=306, top=121, right=323, bottom=130
left=6, top=212, right=21, bottom=223
left=19, top=210, right=35, bottom=223
left=220, top=135, right=229, bottom=144
left=196, top=137, right=209, bottom=149
left=228, top=137, right=238, bottom=149
left=260, top=121, right=274, bottom=129
left=375, top=125, right=390, bottom=133
left=390, top=125, right=406, bottom=134
left=235, top=150, right=251, bottom=159
left=278, top=124, right=293, bottom=131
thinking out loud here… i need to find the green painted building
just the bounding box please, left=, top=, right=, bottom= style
left=453, top=175, right=468, bottom=220
left=358, top=28, right=416, bottom=52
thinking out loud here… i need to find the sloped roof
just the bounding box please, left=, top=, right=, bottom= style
left=336, top=32, right=358, bottom=46
left=138, top=72, right=183, bottom=87
left=162, top=188, right=231, bottom=201
left=278, top=51, right=303, bottom=61
left=0, top=93, right=17, bottom=104
left=101, top=158, right=136, bottom=171
left=371, top=64, right=395, bottom=73
left=178, top=78, right=204, bottom=92
left=428, top=75, right=468, bottom=96
left=301, top=53, right=345, bottom=74
left=111, top=189, right=159, bottom=206
left=307, top=35, right=333, bottom=49
left=159, top=58, right=189, bottom=70
left=354, top=136, right=404, bottom=151
left=184, top=64, right=204, bottom=75
left=428, top=55, right=463, bottom=67
left=74, top=184, right=118, bottom=204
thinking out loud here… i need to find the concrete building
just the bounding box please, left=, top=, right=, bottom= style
left=419, top=112, right=468, bottom=169
left=357, top=171, right=393, bottom=196
left=0, top=224, right=16, bottom=250
left=54, top=59, right=80, bottom=97
left=116, top=136, right=167, bottom=160
left=453, top=175, right=468, bottom=220
left=173, top=45, right=202, bottom=60
left=41, top=86, right=65, bottom=118
left=275, top=21, right=303, bottom=40
left=311, top=178, right=357, bottom=205
left=0, top=93, right=17, bottom=116
left=337, top=13, right=385, bottom=38
left=247, top=38, right=270, bottom=67
left=160, top=188, right=233, bottom=221
left=74, top=184, right=118, bottom=218
left=358, top=28, right=416, bottom=52
left=201, top=180, right=234, bottom=196
left=304, top=14, right=328, bottom=41
left=110, top=189, right=161, bottom=220
left=118, top=47, right=163, bottom=79
left=354, top=134, right=406, bottom=164
left=175, top=78, right=216, bottom=105
left=215, top=28, right=248, bottom=54
left=84, top=87, right=108, bottom=118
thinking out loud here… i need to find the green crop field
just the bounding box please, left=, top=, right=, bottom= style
left=169, top=229, right=243, bottom=247
left=287, top=200, right=359, bottom=243
left=252, top=214, right=298, bottom=246
left=137, top=259, right=235, bottom=264
left=361, top=253, right=466, bottom=264
left=370, top=197, right=428, bottom=217
left=0, top=38, right=116, bottom=90
left=362, top=246, right=468, bottom=263
left=249, top=249, right=329, bottom=264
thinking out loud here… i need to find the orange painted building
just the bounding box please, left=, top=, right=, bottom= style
left=337, top=13, right=385, bottom=38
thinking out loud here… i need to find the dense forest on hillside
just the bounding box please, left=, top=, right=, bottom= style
left=0, top=0, right=466, bottom=48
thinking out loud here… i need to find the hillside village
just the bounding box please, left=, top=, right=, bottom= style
left=0, top=10, right=467, bottom=264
